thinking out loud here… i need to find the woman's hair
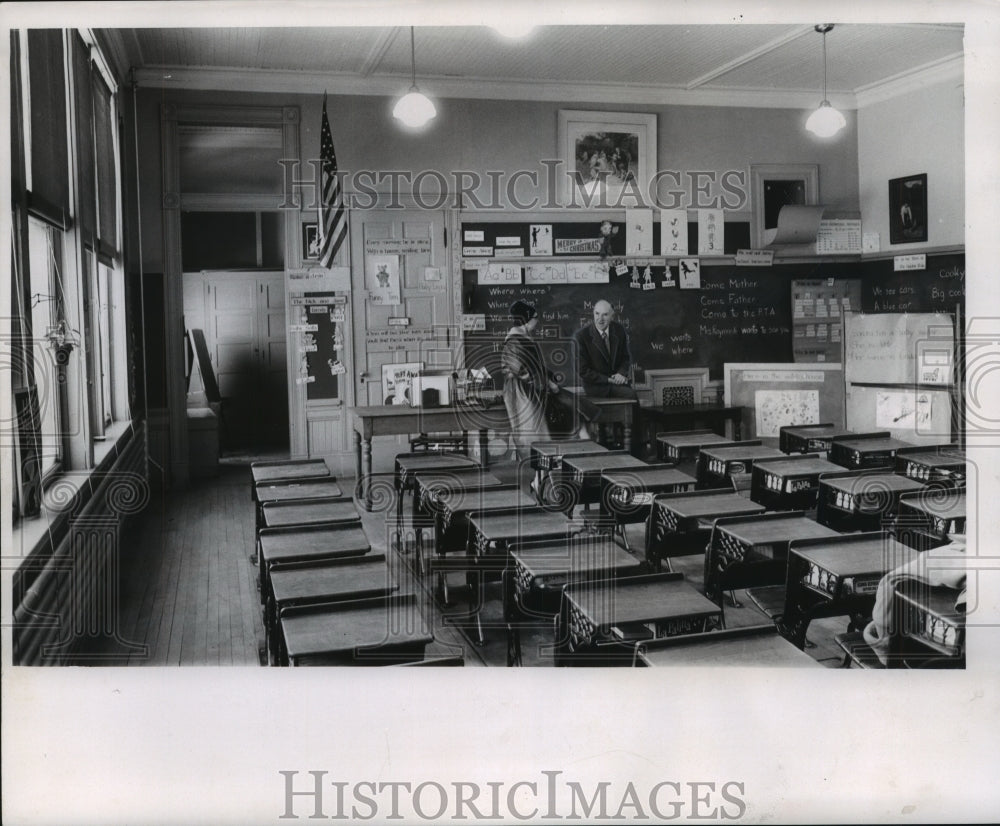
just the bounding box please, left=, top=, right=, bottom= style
left=509, top=300, right=536, bottom=325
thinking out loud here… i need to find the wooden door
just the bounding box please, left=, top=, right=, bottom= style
left=350, top=207, right=451, bottom=471
left=257, top=274, right=288, bottom=446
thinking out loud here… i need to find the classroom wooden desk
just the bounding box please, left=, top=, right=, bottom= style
left=696, top=442, right=785, bottom=487
left=590, top=398, right=638, bottom=453
left=560, top=452, right=650, bottom=516
left=895, top=445, right=966, bottom=486
left=250, top=459, right=330, bottom=497
left=267, top=555, right=396, bottom=666
left=895, top=489, right=966, bottom=551
left=749, top=454, right=842, bottom=511
left=393, top=452, right=482, bottom=539
left=443, top=509, right=582, bottom=645
left=506, top=535, right=643, bottom=666
left=703, top=512, right=840, bottom=616
left=530, top=439, right=607, bottom=471
left=639, top=403, right=743, bottom=450
left=645, top=490, right=766, bottom=571
left=635, top=625, right=822, bottom=668
left=349, top=404, right=511, bottom=509
left=260, top=498, right=360, bottom=532
left=889, top=580, right=966, bottom=667
left=279, top=593, right=433, bottom=666
left=599, top=465, right=697, bottom=548
left=779, top=424, right=853, bottom=454
left=816, top=471, right=925, bottom=531
left=412, top=472, right=509, bottom=572
left=425, top=484, right=535, bottom=562
left=828, top=434, right=913, bottom=470
left=256, top=522, right=370, bottom=609
left=254, top=479, right=345, bottom=532
left=655, top=429, right=733, bottom=463
left=555, top=572, right=722, bottom=666
left=779, top=533, right=917, bottom=650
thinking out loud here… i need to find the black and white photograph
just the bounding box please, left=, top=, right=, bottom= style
left=889, top=173, right=929, bottom=244
left=2, top=2, right=999, bottom=825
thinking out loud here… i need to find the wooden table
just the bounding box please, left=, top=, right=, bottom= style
left=636, top=625, right=822, bottom=667
left=639, top=404, right=743, bottom=454
left=556, top=572, right=722, bottom=665
left=279, top=593, right=433, bottom=666
left=267, top=555, right=396, bottom=665
left=645, top=490, right=765, bottom=571
left=506, top=535, right=643, bottom=666
left=349, top=404, right=511, bottom=509
left=780, top=532, right=917, bottom=649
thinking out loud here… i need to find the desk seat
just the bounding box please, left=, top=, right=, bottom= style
left=254, top=479, right=345, bottom=531
left=279, top=593, right=433, bottom=666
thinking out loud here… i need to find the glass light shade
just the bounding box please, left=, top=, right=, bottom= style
left=393, top=88, right=436, bottom=128
left=492, top=23, right=536, bottom=38
left=805, top=101, right=846, bottom=137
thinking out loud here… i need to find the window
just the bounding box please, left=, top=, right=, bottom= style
left=25, top=217, right=66, bottom=475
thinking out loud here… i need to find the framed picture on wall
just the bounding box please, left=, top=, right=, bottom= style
left=889, top=173, right=928, bottom=244
left=558, top=110, right=657, bottom=208
left=750, top=164, right=820, bottom=249
left=302, top=222, right=320, bottom=261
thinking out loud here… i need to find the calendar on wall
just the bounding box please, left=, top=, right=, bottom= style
left=791, top=278, right=862, bottom=364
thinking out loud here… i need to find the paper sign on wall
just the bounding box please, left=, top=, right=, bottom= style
left=660, top=209, right=688, bottom=255
left=626, top=208, right=654, bottom=255
left=697, top=209, right=724, bottom=256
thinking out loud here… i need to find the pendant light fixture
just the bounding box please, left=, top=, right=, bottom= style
left=805, top=24, right=846, bottom=138
left=393, top=26, right=436, bottom=128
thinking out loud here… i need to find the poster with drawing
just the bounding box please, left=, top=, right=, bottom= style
left=382, top=361, right=423, bottom=405
left=875, top=389, right=933, bottom=429
left=754, top=389, right=820, bottom=437
left=529, top=224, right=553, bottom=256
left=366, top=255, right=401, bottom=305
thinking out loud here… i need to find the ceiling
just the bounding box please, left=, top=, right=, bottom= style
left=107, top=23, right=965, bottom=109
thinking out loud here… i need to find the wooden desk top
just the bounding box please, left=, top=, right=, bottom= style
left=251, top=459, right=330, bottom=484
left=270, top=557, right=395, bottom=606
left=414, top=470, right=504, bottom=494
left=655, top=491, right=766, bottom=520
left=349, top=404, right=511, bottom=437
left=531, top=439, right=605, bottom=458
left=753, top=456, right=842, bottom=477
left=567, top=575, right=720, bottom=628
left=468, top=510, right=577, bottom=541
left=718, top=514, right=840, bottom=546
left=822, top=474, right=926, bottom=495
left=513, top=542, right=642, bottom=581
left=791, top=535, right=917, bottom=576
left=280, top=596, right=432, bottom=661
left=258, top=524, right=370, bottom=565
left=899, top=490, right=966, bottom=519
left=638, top=627, right=822, bottom=667
left=897, top=447, right=966, bottom=466
left=603, top=466, right=696, bottom=488
left=563, top=453, right=649, bottom=475
left=833, top=436, right=913, bottom=452
left=395, top=453, right=480, bottom=473
left=255, top=480, right=344, bottom=503
left=435, top=486, right=537, bottom=517
left=640, top=403, right=741, bottom=417
left=701, top=444, right=785, bottom=461
left=657, top=431, right=733, bottom=448
left=782, top=424, right=853, bottom=440
left=261, top=499, right=360, bottom=529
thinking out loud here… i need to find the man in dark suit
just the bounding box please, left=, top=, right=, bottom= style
left=573, top=299, right=637, bottom=400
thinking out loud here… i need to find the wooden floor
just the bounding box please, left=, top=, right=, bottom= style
left=77, top=456, right=851, bottom=668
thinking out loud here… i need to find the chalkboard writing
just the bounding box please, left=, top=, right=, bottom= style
left=859, top=252, right=964, bottom=313
left=462, top=263, right=794, bottom=381
left=301, top=292, right=341, bottom=400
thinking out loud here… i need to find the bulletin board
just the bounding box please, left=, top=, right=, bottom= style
left=723, top=362, right=845, bottom=448
left=288, top=292, right=347, bottom=401
left=845, top=385, right=953, bottom=446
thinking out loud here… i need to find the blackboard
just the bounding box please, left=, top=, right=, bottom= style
left=295, top=292, right=343, bottom=401
left=859, top=252, right=965, bottom=313
left=462, top=263, right=812, bottom=382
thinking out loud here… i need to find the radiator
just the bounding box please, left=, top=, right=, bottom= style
left=13, top=422, right=150, bottom=665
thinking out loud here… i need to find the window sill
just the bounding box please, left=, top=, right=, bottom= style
left=11, top=419, right=139, bottom=561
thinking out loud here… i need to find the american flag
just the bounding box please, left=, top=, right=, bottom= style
left=318, top=93, right=347, bottom=268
